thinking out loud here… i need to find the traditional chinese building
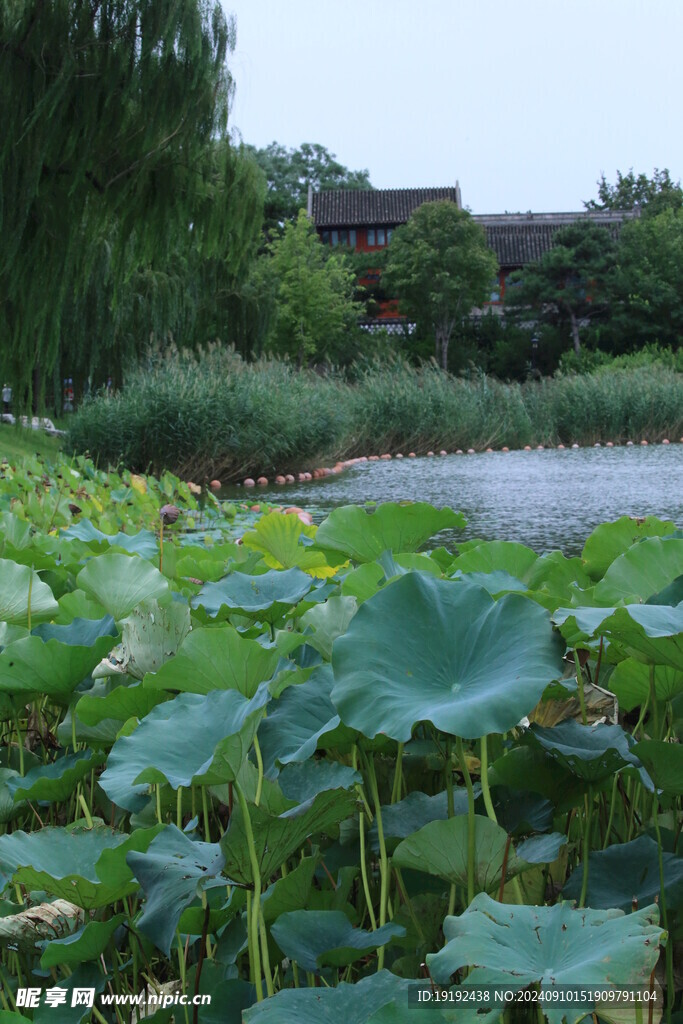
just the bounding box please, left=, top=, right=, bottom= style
left=308, top=185, right=636, bottom=325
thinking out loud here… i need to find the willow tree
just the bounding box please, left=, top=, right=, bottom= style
left=0, top=1, right=263, bottom=409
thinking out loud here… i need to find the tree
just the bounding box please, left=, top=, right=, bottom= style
left=0, top=1, right=263, bottom=408
left=246, top=142, right=372, bottom=234
left=383, top=202, right=498, bottom=369
left=606, top=208, right=683, bottom=350
left=262, top=211, right=362, bottom=365
left=585, top=169, right=682, bottom=217
left=504, top=222, right=617, bottom=356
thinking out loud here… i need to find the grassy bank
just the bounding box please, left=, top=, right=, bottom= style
left=68, top=349, right=683, bottom=478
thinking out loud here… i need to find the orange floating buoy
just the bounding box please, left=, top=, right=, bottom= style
left=395, top=453, right=404, bottom=459
left=210, top=479, right=221, bottom=490
left=368, top=455, right=380, bottom=462
left=408, top=452, right=416, bottom=458
left=467, top=448, right=475, bottom=455
left=626, top=441, right=634, bottom=446
left=557, top=444, right=565, bottom=450
left=298, top=472, right=306, bottom=482
left=439, top=450, right=448, bottom=456
left=502, top=446, right=510, bottom=452
left=285, top=474, right=295, bottom=483
left=594, top=443, right=601, bottom=448
left=284, top=506, right=304, bottom=515
left=455, top=449, right=463, bottom=455
left=427, top=451, right=434, bottom=457
left=250, top=504, right=260, bottom=512
left=244, top=477, right=255, bottom=487
left=662, top=438, right=670, bottom=445
left=640, top=440, right=648, bottom=446
left=257, top=477, right=268, bottom=486
left=606, top=442, right=614, bottom=447
left=275, top=475, right=286, bottom=485
left=524, top=445, right=532, bottom=451
left=536, top=445, right=544, bottom=450
left=485, top=448, right=493, bottom=453
left=380, top=454, right=392, bottom=460
left=571, top=444, right=580, bottom=449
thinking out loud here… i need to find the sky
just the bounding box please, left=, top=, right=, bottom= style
left=223, top=0, right=682, bottom=214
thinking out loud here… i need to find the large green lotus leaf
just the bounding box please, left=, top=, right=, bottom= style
left=94, top=598, right=190, bottom=681
left=475, top=786, right=555, bottom=837
left=144, top=625, right=281, bottom=698
left=0, top=558, right=58, bottom=624
left=243, top=969, right=454, bottom=1024
left=392, top=815, right=530, bottom=893
left=271, top=910, right=405, bottom=972
left=450, top=540, right=538, bottom=578
left=428, top=895, right=663, bottom=1022
left=56, top=589, right=108, bottom=624
left=261, top=856, right=317, bottom=924
left=300, top=596, right=359, bottom=660
left=127, top=826, right=226, bottom=955
left=0, top=623, right=29, bottom=650
left=32, top=614, right=117, bottom=647
left=632, top=739, right=683, bottom=795
left=450, top=570, right=527, bottom=598
left=278, top=760, right=361, bottom=804
left=593, top=537, right=683, bottom=605
left=563, top=836, right=683, bottom=913
left=191, top=567, right=315, bottom=621
left=8, top=748, right=106, bottom=804
left=100, top=688, right=269, bottom=812
left=258, top=665, right=351, bottom=774
left=553, top=603, right=683, bottom=670
left=582, top=515, right=676, bottom=581
left=607, top=658, right=683, bottom=711
left=489, top=747, right=589, bottom=810
left=0, top=634, right=116, bottom=702
left=315, top=503, right=466, bottom=563
left=0, top=511, right=32, bottom=550
left=61, top=519, right=158, bottom=558
left=332, top=574, right=564, bottom=741
left=368, top=790, right=473, bottom=854
left=0, top=768, right=24, bottom=823
left=515, top=832, right=567, bottom=864
left=77, top=553, right=169, bottom=621
left=32, top=963, right=108, bottom=1024
left=647, top=573, right=683, bottom=606
left=76, top=678, right=169, bottom=725
left=340, top=562, right=385, bottom=603
left=242, top=513, right=341, bottom=576
left=220, top=788, right=356, bottom=885
left=0, top=824, right=160, bottom=909
left=526, top=721, right=642, bottom=783
left=40, top=913, right=125, bottom=968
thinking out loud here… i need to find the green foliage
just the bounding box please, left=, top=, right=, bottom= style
left=246, top=142, right=372, bottom=233
left=260, top=212, right=363, bottom=365
left=0, top=464, right=678, bottom=1014
left=586, top=167, right=682, bottom=216
left=505, top=221, right=617, bottom=355
left=384, top=202, right=498, bottom=368
left=0, top=1, right=264, bottom=407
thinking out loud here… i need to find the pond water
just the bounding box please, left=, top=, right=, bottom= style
left=223, top=446, right=683, bottom=555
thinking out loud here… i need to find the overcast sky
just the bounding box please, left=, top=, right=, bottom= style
left=223, top=0, right=682, bottom=214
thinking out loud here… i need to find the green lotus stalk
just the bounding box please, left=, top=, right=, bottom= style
left=603, top=775, right=618, bottom=849
left=652, top=808, right=674, bottom=1020
left=201, top=787, right=211, bottom=843
left=253, top=735, right=264, bottom=807
left=78, top=794, right=93, bottom=829
left=574, top=651, right=588, bottom=726
left=364, top=753, right=389, bottom=968
left=358, top=807, right=378, bottom=932
left=479, top=735, right=497, bottom=823
left=456, top=736, right=476, bottom=906
left=391, top=742, right=404, bottom=804
left=233, top=779, right=264, bottom=1001
left=579, top=784, right=593, bottom=908
left=177, top=786, right=183, bottom=830
left=156, top=785, right=163, bottom=826
left=648, top=667, right=660, bottom=739
left=258, top=910, right=275, bottom=998
left=445, top=738, right=457, bottom=915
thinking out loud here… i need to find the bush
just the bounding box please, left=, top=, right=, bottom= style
left=68, top=347, right=683, bottom=477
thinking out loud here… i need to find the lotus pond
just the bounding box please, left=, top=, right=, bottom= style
left=0, top=454, right=681, bottom=1022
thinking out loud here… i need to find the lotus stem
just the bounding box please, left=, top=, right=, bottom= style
left=602, top=775, right=618, bottom=849
left=176, top=786, right=183, bottom=830
left=13, top=712, right=24, bottom=777
left=391, top=742, right=404, bottom=804
left=253, top=735, right=264, bottom=807
left=233, top=779, right=263, bottom=1001
left=579, top=784, right=593, bottom=908
left=358, top=806, right=378, bottom=932
left=652, top=807, right=674, bottom=1020
left=364, top=752, right=389, bottom=967
left=258, top=907, right=275, bottom=997
left=78, top=793, right=93, bottom=829
left=648, top=666, right=660, bottom=739
left=201, top=786, right=211, bottom=843
left=479, top=735, right=497, bottom=824
left=445, top=738, right=457, bottom=915
left=456, top=736, right=475, bottom=906
left=156, top=785, right=163, bottom=826
left=574, top=651, right=588, bottom=726
left=159, top=520, right=164, bottom=575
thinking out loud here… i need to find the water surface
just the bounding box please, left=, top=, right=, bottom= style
left=223, top=446, right=683, bottom=555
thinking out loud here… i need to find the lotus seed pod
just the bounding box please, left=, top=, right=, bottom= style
left=159, top=503, right=180, bottom=525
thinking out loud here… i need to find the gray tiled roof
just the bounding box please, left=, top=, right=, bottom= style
left=312, top=189, right=637, bottom=267
left=311, top=188, right=461, bottom=226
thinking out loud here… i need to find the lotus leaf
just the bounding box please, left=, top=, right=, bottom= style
left=516, top=832, right=568, bottom=864
left=300, top=595, right=359, bottom=659
left=62, top=519, right=159, bottom=558
left=0, top=558, right=58, bottom=624
left=278, top=760, right=361, bottom=803
left=270, top=910, right=405, bottom=972
left=368, top=790, right=474, bottom=853
left=220, top=788, right=356, bottom=885
left=428, top=895, right=663, bottom=1024
left=563, top=835, right=683, bottom=912
left=40, top=913, right=125, bottom=967
left=593, top=537, right=683, bottom=605
left=32, top=614, right=117, bottom=647
left=332, top=574, right=564, bottom=741
left=261, top=856, right=318, bottom=923
left=607, top=658, right=683, bottom=711
left=392, top=815, right=530, bottom=892
left=582, top=515, right=676, bottom=581
left=8, top=748, right=105, bottom=804
left=632, top=739, right=683, bottom=795
left=191, top=566, right=315, bottom=621
left=77, top=552, right=169, bottom=621
left=0, top=824, right=161, bottom=908
left=553, top=603, right=683, bottom=670
left=76, top=678, right=169, bottom=726
left=450, top=569, right=527, bottom=596
left=475, top=786, right=555, bottom=836
left=32, top=962, right=108, bottom=1024
left=242, top=512, right=340, bottom=576
left=127, top=826, right=227, bottom=955
left=100, top=688, right=269, bottom=811
left=315, top=503, right=465, bottom=563
left=526, top=720, right=643, bottom=783
left=0, top=634, right=117, bottom=702
left=93, top=598, right=190, bottom=680
left=145, top=625, right=281, bottom=697
left=450, top=540, right=538, bottom=578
